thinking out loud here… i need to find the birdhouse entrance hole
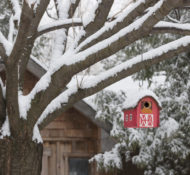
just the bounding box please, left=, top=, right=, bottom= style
left=144, top=101, right=150, bottom=108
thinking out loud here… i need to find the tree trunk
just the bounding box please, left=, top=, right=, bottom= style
left=0, top=137, right=43, bottom=175
left=117, top=153, right=144, bottom=175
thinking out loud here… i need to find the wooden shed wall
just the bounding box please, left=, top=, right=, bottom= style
left=41, top=108, right=100, bottom=175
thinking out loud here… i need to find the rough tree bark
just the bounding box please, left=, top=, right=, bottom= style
left=0, top=0, right=189, bottom=174
left=0, top=138, right=43, bottom=175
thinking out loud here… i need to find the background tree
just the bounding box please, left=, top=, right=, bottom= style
left=0, top=0, right=190, bottom=174
left=91, top=7, right=190, bottom=175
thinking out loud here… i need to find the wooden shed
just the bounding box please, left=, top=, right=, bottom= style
left=41, top=107, right=100, bottom=175
left=0, top=58, right=114, bottom=175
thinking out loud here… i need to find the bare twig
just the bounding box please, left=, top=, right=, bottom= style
left=36, top=19, right=82, bottom=38
left=46, top=9, right=57, bottom=20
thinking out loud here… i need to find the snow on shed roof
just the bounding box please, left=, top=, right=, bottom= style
left=123, top=89, right=161, bottom=110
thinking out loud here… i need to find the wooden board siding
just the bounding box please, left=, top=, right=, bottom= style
left=40, top=108, right=101, bottom=175
left=41, top=108, right=98, bottom=139
left=23, top=70, right=38, bottom=95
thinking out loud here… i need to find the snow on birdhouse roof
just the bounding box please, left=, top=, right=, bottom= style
left=123, top=89, right=161, bottom=110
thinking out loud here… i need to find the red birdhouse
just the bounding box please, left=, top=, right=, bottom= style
left=123, top=93, right=161, bottom=128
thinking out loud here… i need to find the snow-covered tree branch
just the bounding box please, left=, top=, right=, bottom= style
left=24, top=0, right=183, bottom=127
left=0, top=0, right=190, bottom=174
left=38, top=35, right=190, bottom=129
left=153, top=21, right=190, bottom=35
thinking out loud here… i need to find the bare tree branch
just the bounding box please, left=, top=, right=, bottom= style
left=63, top=0, right=81, bottom=52
left=53, top=0, right=79, bottom=19
left=166, top=15, right=180, bottom=23
left=36, top=19, right=82, bottom=38
left=39, top=36, right=190, bottom=129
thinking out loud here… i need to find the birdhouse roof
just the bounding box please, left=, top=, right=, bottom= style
left=123, top=89, right=161, bottom=110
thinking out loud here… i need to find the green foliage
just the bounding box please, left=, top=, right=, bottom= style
left=95, top=90, right=126, bottom=123
left=146, top=53, right=190, bottom=174
left=32, top=34, right=53, bottom=66
left=0, top=0, right=12, bottom=37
